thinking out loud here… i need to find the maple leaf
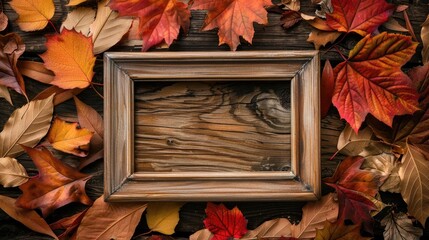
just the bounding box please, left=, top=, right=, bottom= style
left=8, top=0, right=55, bottom=31
left=15, top=146, right=92, bottom=217
left=332, top=32, right=419, bottom=132
left=0, top=33, right=26, bottom=96
left=326, top=0, right=394, bottom=36
left=109, top=0, right=190, bottom=52
left=50, top=209, right=88, bottom=240
left=191, top=0, right=273, bottom=51
left=204, top=202, right=248, bottom=240
left=40, top=28, right=96, bottom=89
left=381, top=212, right=423, bottom=240
left=324, top=156, right=384, bottom=197
left=315, top=221, right=370, bottom=240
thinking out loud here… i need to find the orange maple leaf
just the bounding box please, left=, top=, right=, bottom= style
left=9, top=0, right=55, bottom=31
left=16, top=146, right=92, bottom=217
left=47, top=118, right=93, bottom=157
left=40, top=29, right=95, bottom=89
left=191, top=0, right=273, bottom=51
left=332, top=32, right=419, bottom=132
left=109, top=0, right=190, bottom=51
left=326, top=0, right=394, bottom=36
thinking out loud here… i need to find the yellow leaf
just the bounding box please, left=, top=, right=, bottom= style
left=9, top=0, right=54, bottom=31
left=146, top=202, right=184, bottom=235
left=40, top=29, right=96, bottom=89
left=47, top=118, right=93, bottom=157
left=67, top=0, right=88, bottom=6
left=0, top=157, right=28, bottom=187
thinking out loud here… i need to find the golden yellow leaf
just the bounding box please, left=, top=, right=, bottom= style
left=0, top=157, right=28, bottom=187
left=0, top=95, right=54, bottom=158
left=47, top=118, right=93, bottom=157
left=9, top=0, right=54, bottom=31
left=40, top=29, right=95, bottom=89
left=146, top=202, right=184, bottom=235
left=67, top=0, right=87, bottom=6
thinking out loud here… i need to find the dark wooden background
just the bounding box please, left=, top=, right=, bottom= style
left=0, top=0, right=428, bottom=239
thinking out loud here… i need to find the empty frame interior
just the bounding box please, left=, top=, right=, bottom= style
left=104, top=51, right=320, bottom=201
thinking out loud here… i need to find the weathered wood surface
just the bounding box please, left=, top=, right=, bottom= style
left=0, top=0, right=428, bottom=239
left=135, top=81, right=291, bottom=172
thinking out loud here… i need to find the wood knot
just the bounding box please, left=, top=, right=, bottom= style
left=166, top=138, right=175, bottom=146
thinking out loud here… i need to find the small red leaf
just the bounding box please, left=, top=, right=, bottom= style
left=204, top=203, right=248, bottom=240
left=321, top=60, right=335, bottom=118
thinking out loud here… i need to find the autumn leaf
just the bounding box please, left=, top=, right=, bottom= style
left=336, top=125, right=374, bottom=157
left=40, top=28, right=96, bottom=89
left=60, top=7, right=95, bottom=35
left=17, top=60, right=55, bottom=84
left=326, top=0, right=394, bottom=36
left=381, top=212, right=423, bottom=240
left=421, top=14, right=428, bottom=64
left=190, top=229, right=214, bottom=240
left=243, top=218, right=292, bottom=239
left=0, top=195, right=58, bottom=239
left=33, top=86, right=83, bottom=107
left=9, top=0, right=55, bottom=31
left=281, top=0, right=300, bottom=11
left=204, top=202, right=248, bottom=240
left=321, top=60, right=334, bottom=118
left=0, top=33, right=26, bottom=96
left=362, top=153, right=401, bottom=193
left=315, top=221, right=370, bottom=240
left=191, top=0, right=273, bottom=51
left=0, top=85, right=12, bottom=105
left=0, top=94, right=54, bottom=158
left=332, top=32, right=419, bottom=132
left=76, top=195, right=147, bottom=239
left=146, top=202, right=184, bottom=235
left=399, top=143, right=429, bottom=225
left=0, top=157, right=28, bottom=187
left=280, top=11, right=302, bottom=29
left=110, top=0, right=190, bottom=52
left=50, top=209, right=88, bottom=240
left=47, top=118, right=93, bottom=157
left=16, top=146, right=93, bottom=217
left=307, top=28, right=341, bottom=50
left=0, top=12, right=8, bottom=31
left=67, top=0, right=87, bottom=6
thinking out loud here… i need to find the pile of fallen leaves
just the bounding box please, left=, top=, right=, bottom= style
left=0, top=0, right=428, bottom=239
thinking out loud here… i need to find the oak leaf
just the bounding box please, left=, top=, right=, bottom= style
left=110, top=0, right=190, bottom=51
left=0, top=12, right=8, bottom=31
left=315, top=221, right=370, bottom=240
left=60, top=7, right=95, bottom=35
left=47, top=118, right=93, bottom=157
left=50, top=209, right=88, bottom=240
left=40, top=29, right=96, bottom=89
left=332, top=32, right=419, bottom=132
left=191, top=0, right=272, bottom=51
left=9, top=0, right=55, bottom=31
left=0, top=195, right=58, bottom=240
left=0, top=33, right=26, bottom=95
left=0, top=94, right=54, bottom=158
left=204, top=202, right=248, bottom=240
left=0, top=157, right=28, bottom=187
left=16, top=146, right=93, bottom=216
left=326, top=0, right=394, bottom=36
left=76, top=195, right=147, bottom=239
left=146, top=202, right=184, bottom=235
left=381, top=212, right=423, bottom=240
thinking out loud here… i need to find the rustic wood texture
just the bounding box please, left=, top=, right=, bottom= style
left=0, top=0, right=427, bottom=238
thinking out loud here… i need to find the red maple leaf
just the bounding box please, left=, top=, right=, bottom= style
left=109, top=0, right=190, bottom=51
left=204, top=202, right=248, bottom=240
left=16, top=146, right=92, bottom=216
left=326, top=0, right=394, bottom=36
left=190, top=0, right=273, bottom=51
left=324, top=156, right=385, bottom=197
left=332, top=32, right=419, bottom=132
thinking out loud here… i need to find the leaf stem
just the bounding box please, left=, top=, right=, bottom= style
left=48, top=20, right=59, bottom=34
left=333, top=45, right=347, bottom=61
left=91, top=83, right=104, bottom=99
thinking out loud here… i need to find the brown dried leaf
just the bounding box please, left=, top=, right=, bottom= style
left=0, top=195, right=58, bottom=239
left=315, top=221, right=370, bottom=240
left=337, top=125, right=373, bottom=156
left=33, top=86, right=83, bottom=106
left=0, top=12, right=8, bottom=31
left=17, top=60, right=54, bottom=84
left=0, top=95, right=54, bottom=157
left=307, top=28, right=340, bottom=49
left=190, top=229, right=213, bottom=240
left=362, top=153, right=401, bottom=193
left=381, top=212, right=423, bottom=240
left=60, top=7, right=95, bottom=35
left=243, top=218, right=292, bottom=238
left=282, top=0, right=300, bottom=11
left=0, top=157, right=28, bottom=187
left=422, top=14, right=429, bottom=64
left=0, top=33, right=26, bottom=96
left=383, top=17, right=408, bottom=32
left=76, top=196, right=147, bottom=239
left=0, top=85, right=12, bottom=105
left=280, top=11, right=302, bottom=29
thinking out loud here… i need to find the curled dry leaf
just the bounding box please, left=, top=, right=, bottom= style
left=307, top=29, right=341, bottom=50
left=0, top=12, right=8, bottom=31
left=17, top=60, right=54, bottom=84
left=191, top=0, right=272, bottom=51
left=76, top=196, right=147, bottom=240
left=16, top=146, right=93, bottom=217
left=315, top=221, right=369, bottom=240
left=321, top=60, right=334, bottom=118
left=40, top=29, right=96, bottom=89
left=47, top=118, right=93, bottom=157
left=381, top=212, right=423, bottom=240
left=422, top=14, right=429, bottom=64
left=110, top=0, right=190, bottom=52
left=146, top=202, right=184, bottom=235
left=0, top=157, right=28, bottom=187
left=50, top=209, right=88, bottom=240
left=0, top=85, right=12, bottom=105
left=399, top=143, right=429, bottom=225
left=0, top=94, right=54, bottom=158
left=0, top=195, right=58, bottom=239
left=8, top=0, right=55, bottom=31
left=0, top=33, right=26, bottom=96
left=204, top=203, right=248, bottom=240
left=60, top=7, right=95, bottom=35
left=89, top=0, right=133, bottom=54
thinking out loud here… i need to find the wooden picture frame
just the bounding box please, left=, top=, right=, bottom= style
left=104, top=51, right=320, bottom=201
